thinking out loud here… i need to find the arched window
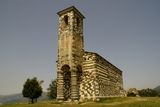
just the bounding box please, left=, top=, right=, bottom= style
left=76, top=17, right=80, bottom=27
left=64, top=15, right=68, bottom=25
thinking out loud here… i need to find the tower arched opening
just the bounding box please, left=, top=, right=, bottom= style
left=61, top=64, right=71, bottom=100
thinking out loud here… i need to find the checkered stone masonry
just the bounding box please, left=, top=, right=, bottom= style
left=80, top=52, right=124, bottom=100
left=80, top=69, right=99, bottom=100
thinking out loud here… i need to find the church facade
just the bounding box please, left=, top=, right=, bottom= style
left=56, top=6, right=124, bottom=101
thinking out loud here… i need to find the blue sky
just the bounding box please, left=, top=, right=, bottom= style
left=0, top=0, right=160, bottom=95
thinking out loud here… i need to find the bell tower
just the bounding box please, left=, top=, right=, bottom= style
left=56, top=6, right=85, bottom=101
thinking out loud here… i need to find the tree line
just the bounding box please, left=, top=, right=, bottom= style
left=22, top=77, right=160, bottom=104
left=127, top=88, right=160, bottom=97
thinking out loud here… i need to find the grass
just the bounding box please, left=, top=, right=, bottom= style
left=0, top=97, right=160, bottom=107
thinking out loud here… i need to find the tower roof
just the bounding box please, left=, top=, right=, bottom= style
left=57, top=6, right=85, bottom=19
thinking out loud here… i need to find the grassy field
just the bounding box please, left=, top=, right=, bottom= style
left=0, top=97, right=160, bottom=107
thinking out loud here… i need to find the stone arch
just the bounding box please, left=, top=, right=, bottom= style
left=61, top=64, right=70, bottom=71
left=61, top=64, right=71, bottom=100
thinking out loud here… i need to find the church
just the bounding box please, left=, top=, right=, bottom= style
left=56, top=6, right=124, bottom=101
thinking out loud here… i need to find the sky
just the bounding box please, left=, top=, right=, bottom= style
left=0, top=0, right=160, bottom=95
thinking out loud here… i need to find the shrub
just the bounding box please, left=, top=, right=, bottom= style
left=158, top=93, right=160, bottom=97
left=127, top=88, right=138, bottom=97
left=127, top=92, right=136, bottom=97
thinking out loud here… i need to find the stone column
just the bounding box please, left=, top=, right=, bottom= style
left=71, top=69, right=78, bottom=100
left=57, top=70, right=64, bottom=101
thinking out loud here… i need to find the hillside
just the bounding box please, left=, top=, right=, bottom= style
left=0, top=95, right=4, bottom=99
left=0, top=92, right=48, bottom=104
left=154, top=85, right=160, bottom=93
left=0, top=93, right=25, bottom=104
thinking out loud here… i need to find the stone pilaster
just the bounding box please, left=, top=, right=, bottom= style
left=71, top=70, right=78, bottom=100
left=57, top=71, right=64, bottom=100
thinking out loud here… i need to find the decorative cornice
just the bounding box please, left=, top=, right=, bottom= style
left=84, top=51, right=123, bottom=74
left=57, top=6, right=85, bottom=19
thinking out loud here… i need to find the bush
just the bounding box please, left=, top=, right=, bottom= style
left=138, top=88, right=158, bottom=97
left=127, top=92, right=136, bottom=97
left=127, top=88, right=138, bottom=97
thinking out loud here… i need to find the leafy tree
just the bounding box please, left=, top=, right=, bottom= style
left=47, top=79, right=57, bottom=99
left=138, top=88, right=158, bottom=97
left=22, top=77, right=43, bottom=104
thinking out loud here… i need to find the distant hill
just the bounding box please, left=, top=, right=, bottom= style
left=154, top=85, right=160, bottom=93
left=0, top=95, right=4, bottom=99
left=0, top=93, right=25, bottom=104
left=0, top=92, right=48, bottom=104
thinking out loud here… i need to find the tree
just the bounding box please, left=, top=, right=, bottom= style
left=138, top=88, right=158, bottom=97
left=47, top=79, right=57, bottom=99
left=22, top=77, right=43, bottom=104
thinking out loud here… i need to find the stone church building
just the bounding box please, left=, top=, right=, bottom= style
left=56, top=6, right=124, bottom=101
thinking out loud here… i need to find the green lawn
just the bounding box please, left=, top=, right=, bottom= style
left=1, top=97, right=160, bottom=107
